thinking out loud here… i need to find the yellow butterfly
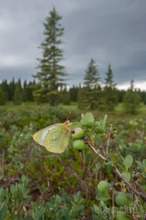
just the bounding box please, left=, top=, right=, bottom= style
left=33, top=120, right=72, bottom=153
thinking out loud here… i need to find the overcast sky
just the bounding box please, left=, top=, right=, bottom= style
left=0, top=0, right=146, bottom=90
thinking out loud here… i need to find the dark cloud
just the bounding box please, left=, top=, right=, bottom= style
left=0, top=0, right=146, bottom=89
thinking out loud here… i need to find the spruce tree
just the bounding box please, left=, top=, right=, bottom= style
left=13, top=79, right=22, bottom=105
left=22, top=80, right=28, bottom=102
left=8, top=78, right=15, bottom=101
left=104, top=64, right=116, bottom=88
left=27, top=81, right=36, bottom=101
left=78, top=59, right=100, bottom=110
left=59, top=87, right=70, bottom=105
left=0, top=80, right=9, bottom=101
left=69, top=86, right=79, bottom=102
left=103, top=64, right=118, bottom=111
left=123, top=80, right=141, bottom=114
left=33, top=7, right=65, bottom=105
left=0, top=86, right=6, bottom=105
left=84, top=58, right=100, bottom=88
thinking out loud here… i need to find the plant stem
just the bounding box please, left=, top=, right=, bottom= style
left=87, top=141, right=107, bottom=161
left=88, top=140, right=146, bottom=202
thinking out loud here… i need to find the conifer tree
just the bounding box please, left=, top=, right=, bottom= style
left=0, top=86, right=6, bottom=105
left=13, top=79, right=22, bottom=104
left=0, top=80, right=9, bottom=101
left=22, top=80, right=29, bottom=102
left=84, top=58, right=100, bottom=88
left=59, top=87, right=70, bottom=105
left=8, top=78, right=15, bottom=101
left=104, top=64, right=116, bottom=88
left=27, top=81, right=35, bottom=101
left=33, top=7, right=65, bottom=105
left=78, top=59, right=100, bottom=110
left=69, top=86, right=79, bottom=102
left=103, top=64, right=118, bottom=111
left=123, top=80, right=141, bottom=114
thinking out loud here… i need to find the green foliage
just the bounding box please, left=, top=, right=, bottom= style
left=29, top=192, right=85, bottom=220
left=0, top=105, right=146, bottom=219
left=59, top=87, right=70, bottom=105
left=0, top=177, right=85, bottom=220
left=78, top=59, right=101, bottom=110
left=78, top=63, right=120, bottom=111
left=103, top=64, right=118, bottom=111
left=104, top=64, right=115, bottom=88
left=97, top=181, right=110, bottom=193
left=0, top=76, right=146, bottom=111
left=123, top=80, right=141, bottom=114
left=115, top=192, right=128, bottom=207
left=123, top=155, right=133, bottom=170
left=0, top=78, right=35, bottom=103
left=118, top=117, right=146, bottom=159
left=8, top=78, right=15, bottom=100
left=22, top=80, right=34, bottom=102
left=13, top=79, right=23, bottom=105
left=0, top=80, right=9, bottom=102
left=69, top=86, right=79, bottom=102
left=0, top=86, right=6, bottom=105
left=103, top=87, right=118, bottom=111
left=0, top=176, right=31, bottom=219
left=84, top=58, right=100, bottom=88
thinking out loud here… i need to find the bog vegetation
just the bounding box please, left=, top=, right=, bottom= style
left=0, top=105, right=146, bottom=219
left=0, top=7, right=146, bottom=220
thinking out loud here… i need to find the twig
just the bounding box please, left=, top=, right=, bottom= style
left=105, top=136, right=110, bottom=157
left=87, top=138, right=146, bottom=202
left=113, top=164, right=146, bottom=202
left=87, top=141, right=107, bottom=161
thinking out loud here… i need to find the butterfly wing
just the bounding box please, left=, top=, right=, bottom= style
left=33, top=123, right=70, bottom=153
left=33, top=124, right=61, bottom=146
left=44, top=124, right=70, bottom=153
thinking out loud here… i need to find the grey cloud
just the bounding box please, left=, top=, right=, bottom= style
left=0, top=0, right=146, bottom=88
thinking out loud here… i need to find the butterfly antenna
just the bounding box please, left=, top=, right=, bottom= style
left=67, top=111, right=74, bottom=120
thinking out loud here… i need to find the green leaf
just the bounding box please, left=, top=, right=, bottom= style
left=126, top=193, right=133, bottom=206
left=96, top=192, right=110, bottom=201
left=122, top=171, right=131, bottom=182
left=70, top=122, right=81, bottom=130
left=95, top=126, right=105, bottom=135
left=0, top=203, right=7, bottom=220
left=114, top=212, right=131, bottom=220
left=80, top=112, right=94, bottom=127
left=99, top=201, right=106, bottom=208
left=143, top=159, right=146, bottom=169
left=92, top=204, right=101, bottom=215
left=101, top=114, right=107, bottom=129
left=95, top=119, right=103, bottom=128
left=136, top=161, right=144, bottom=172
left=123, top=155, right=133, bottom=169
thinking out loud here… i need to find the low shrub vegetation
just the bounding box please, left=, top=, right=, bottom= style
left=0, top=105, right=146, bottom=219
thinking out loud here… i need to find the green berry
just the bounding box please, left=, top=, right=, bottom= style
left=97, top=181, right=109, bottom=193
left=71, top=127, right=84, bottom=139
left=115, top=192, right=128, bottom=207
left=73, top=139, right=86, bottom=150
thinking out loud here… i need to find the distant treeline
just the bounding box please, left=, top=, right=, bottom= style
left=0, top=78, right=146, bottom=107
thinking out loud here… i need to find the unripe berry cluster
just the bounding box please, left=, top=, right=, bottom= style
left=71, top=127, right=86, bottom=150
